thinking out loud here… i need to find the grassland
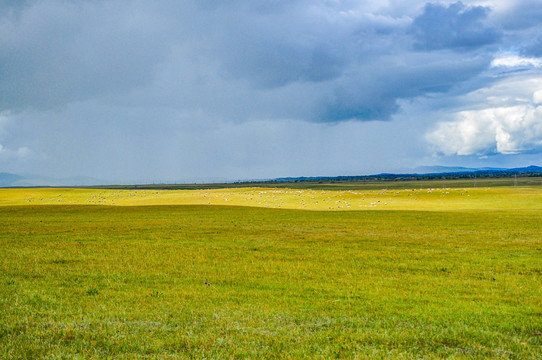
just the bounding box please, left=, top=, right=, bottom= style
left=2, top=185, right=542, bottom=211
left=0, top=182, right=541, bottom=359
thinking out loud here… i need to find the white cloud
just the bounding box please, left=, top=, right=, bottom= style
left=427, top=72, right=542, bottom=158
left=491, top=54, right=542, bottom=68
left=427, top=104, right=542, bottom=155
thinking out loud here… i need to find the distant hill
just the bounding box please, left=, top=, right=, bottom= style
left=509, top=165, right=542, bottom=173
left=414, top=166, right=507, bottom=174
left=272, top=165, right=542, bottom=183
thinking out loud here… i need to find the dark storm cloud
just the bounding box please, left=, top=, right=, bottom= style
left=411, top=2, right=501, bottom=51
left=494, top=1, right=542, bottom=62
left=197, top=0, right=354, bottom=88
left=0, top=0, right=506, bottom=121
left=321, top=53, right=490, bottom=121
left=0, top=1, right=170, bottom=111
left=218, top=33, right=345, bottom=88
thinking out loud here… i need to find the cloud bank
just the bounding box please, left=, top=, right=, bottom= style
left=428, top=104, right=542, bottom=155
left=427, top=62, right=542, bottom=157
left=0, top=0, right=501, bottom=120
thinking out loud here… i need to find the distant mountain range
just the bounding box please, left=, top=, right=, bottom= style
left=271, top=165, right=542, bottom=183
left=1, top=165, right=541, bottom=187
left=413, top=166, right=508, bottom=174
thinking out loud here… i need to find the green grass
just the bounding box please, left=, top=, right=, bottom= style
left=1, top=199, right=541, bottom=358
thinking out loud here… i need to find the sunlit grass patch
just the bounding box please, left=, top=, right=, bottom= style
left=1, top=185, right=542, bottom=211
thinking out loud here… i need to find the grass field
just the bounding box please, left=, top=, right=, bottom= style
left=1, top=183, right=541, bottom=358
left=2, top=185, right=542, bottom=211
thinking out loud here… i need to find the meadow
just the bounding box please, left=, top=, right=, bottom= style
left=0, top=182, right=541, bottom=358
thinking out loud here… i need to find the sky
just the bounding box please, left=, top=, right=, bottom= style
left=1, top=0, right=542, bottom=184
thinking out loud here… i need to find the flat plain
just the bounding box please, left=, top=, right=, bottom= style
left=0, top=181, right=541, bottom=358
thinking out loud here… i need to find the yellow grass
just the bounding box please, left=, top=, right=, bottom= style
left=1, top=186, right=541, bottom=211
